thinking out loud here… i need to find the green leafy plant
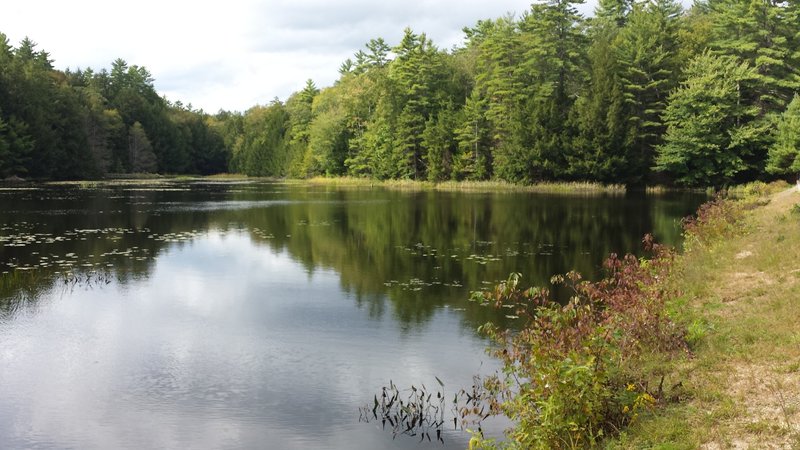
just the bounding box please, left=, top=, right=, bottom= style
left=681, top=195, right=744, bottom=251
left=468, top=235, right=687, bottom=449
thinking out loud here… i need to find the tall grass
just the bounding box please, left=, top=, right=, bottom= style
left=305, top=176, right=626, bottom=194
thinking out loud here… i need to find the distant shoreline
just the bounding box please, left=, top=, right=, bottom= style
left=6, top=174, right=717, bottom=196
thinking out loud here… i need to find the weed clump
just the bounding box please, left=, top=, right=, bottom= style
left=680, top=195, right=744, bottom=251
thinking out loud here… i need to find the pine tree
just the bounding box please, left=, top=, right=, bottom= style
left=708, top=0, right=800, bottom=113
left=389, top=29, right=442, bottom=179
left=613, top=0, right=682, bottom=183
left=421, top=107, right=458, bottom=181
left=454, top=91, right=491, bottom=180
left=655, top=52, right=767, bottom=186
left=766, top=95, right=800, bottom=177
left=128, top=121, right=157, bottom=173
left=569, top=19, right=627, bottom=181
left=511, top=0, right=588, bottom=181
left=0, top=113, right=33, bottom=178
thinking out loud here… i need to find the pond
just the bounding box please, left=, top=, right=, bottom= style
left=0, top=181, right=706, bottom=449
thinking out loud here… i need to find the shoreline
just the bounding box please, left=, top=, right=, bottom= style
left=7, top=174, right=722, bottom=195
left=301, top=176, right=628, bottom=194
left=614, top=181, right=800, bottom=448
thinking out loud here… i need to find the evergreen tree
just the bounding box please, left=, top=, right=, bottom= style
left=390, top=28, right=442, bottom=179
left=613, top=0, right=682, bottom=183
left=365, top=38, right=391, bottom=68
left=454, top=91, right=492, bottom=180
left=128, top=121, right=157, bottom=173
left=708, top=0, right=800, bottom=113
left=3, top=0, right=800, bottom=186
left=511, top=0, right=587, bottom=181
left=421, top=107, right=458, bottom=181
left=569, top=19, right=627, bottom=182
left=655, top=52, right=766, bottom=186
left=0, top=113, right=33, bottom=178
left=766, top=95, right=800, bottom=177
left=470, top=16, right=522, bottom=180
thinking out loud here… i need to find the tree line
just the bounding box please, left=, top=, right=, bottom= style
left=2, top=0, right=800, bottom=186
left=0, top=36, right=228, bottom=179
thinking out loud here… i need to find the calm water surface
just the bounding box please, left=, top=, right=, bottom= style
left=0, top=181, right=706, bottom=449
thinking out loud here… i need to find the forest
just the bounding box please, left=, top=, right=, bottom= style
left=1, top=0, right=799, bottom=186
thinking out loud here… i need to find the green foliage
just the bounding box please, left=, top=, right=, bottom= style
left=306, top=89, right=349, bottom=176
left=216, top=0, right=794, bottom=187
left=570, top=19, right=627, bottom=182
left=655, top=52, right=767, bottom=187
left=229, top=102, right=289, bottom=177
left=515, top=0, right=588, bottom=181
left=0, top=33, right=229, bottom=180
left=0, top=113, right=33, bottom=178
left=128, top=121, right=157, bottom=173
left=421, top=107, right=458, bottom=181
left=454, top=92, right=492, bottom=180
left=680, top=195, right=745, bottom=251
left=469, top=240, right=686, bottom=449
left=707, top=0, right=800, bottom=114
left=613, top=0, right=681, bottom=182
left=766, top=95, right=800, bottom=177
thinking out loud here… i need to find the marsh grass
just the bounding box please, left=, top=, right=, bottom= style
left=201, top=173, right=253, bottom=180
left=44, top=175, right=634, bottom=195
left=645, top=185, right=714, bottom=195
left=304, top=176, right=626, bottom=194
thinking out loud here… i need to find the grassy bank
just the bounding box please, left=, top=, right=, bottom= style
left=612, top=182, right=800, bottom=449
left=464, top=181, right=798, bottom=449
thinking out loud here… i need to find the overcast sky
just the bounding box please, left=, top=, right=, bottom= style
left=2, top=0, right=598, bottom=113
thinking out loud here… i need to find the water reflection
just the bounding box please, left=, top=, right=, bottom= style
left=0, top=232, right=498, bottom=449
left=0, top=181, right=706, bottom=449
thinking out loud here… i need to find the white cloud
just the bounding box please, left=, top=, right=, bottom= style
left=1, top=0, right=599, bottom=112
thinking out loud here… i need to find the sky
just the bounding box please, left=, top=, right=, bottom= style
left=2, top=0, right=597, bottom=113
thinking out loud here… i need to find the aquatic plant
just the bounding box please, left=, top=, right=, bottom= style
left=359, top=374, right=500, bottom=444
left=359, top=379, right=449, bottom=443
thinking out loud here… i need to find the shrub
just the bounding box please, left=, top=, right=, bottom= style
left=680, top=195, right=744, bottom=251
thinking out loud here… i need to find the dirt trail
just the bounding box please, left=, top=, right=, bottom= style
left=699, top=188, right=800, bottom=449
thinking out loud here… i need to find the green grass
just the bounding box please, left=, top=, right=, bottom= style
left=609, top=181, right=800, bottom=449
left=303, top=176, right=627, bottom=194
